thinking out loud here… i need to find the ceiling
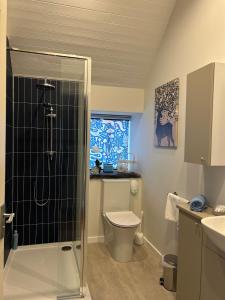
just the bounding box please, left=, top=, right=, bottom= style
left=7, top=0, right=176, bottom=88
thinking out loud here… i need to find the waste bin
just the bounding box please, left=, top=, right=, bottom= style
left=161, top=254, right=177, bottom=292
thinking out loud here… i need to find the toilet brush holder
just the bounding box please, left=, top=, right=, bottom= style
left=134, top=232, right=144, bottom=245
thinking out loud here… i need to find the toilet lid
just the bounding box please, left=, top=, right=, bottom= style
left=105, top=211, right=141, bottom=228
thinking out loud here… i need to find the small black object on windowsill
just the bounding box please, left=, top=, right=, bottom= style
left=91, top=159, right=102, bottom=175
left=95, top=159, right=102, bottom=173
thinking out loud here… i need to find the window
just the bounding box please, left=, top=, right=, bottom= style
left=90, top=115, right=130, bottom=169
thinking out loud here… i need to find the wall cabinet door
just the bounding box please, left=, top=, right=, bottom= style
left=184, top=63, right=225, bottom=166
left=176, top=212, right=202, bottom=300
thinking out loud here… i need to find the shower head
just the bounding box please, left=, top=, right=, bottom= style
left=36, top=78, right=55, bottom=108
left=36, top=78, right=55, bottom=90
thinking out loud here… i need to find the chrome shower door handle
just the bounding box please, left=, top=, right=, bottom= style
left=4, top=212, right=15, bottom=224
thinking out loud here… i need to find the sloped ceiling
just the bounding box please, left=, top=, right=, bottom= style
left=7, top=0, right=176, bottom=88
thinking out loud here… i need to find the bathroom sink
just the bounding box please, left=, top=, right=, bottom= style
left=201, top=216, right=225, bottom=252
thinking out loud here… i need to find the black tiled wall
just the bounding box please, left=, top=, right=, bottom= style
left=5, top=44, right=13, bottom=263
left=13, top=76, right=80, bottom=245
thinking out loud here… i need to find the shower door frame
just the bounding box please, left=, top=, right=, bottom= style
left=7, top=47, right=91, bottom=298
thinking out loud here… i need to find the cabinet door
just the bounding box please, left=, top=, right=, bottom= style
left=200, top=240, right=225, bottom=300
left=184, top=63, right=214, bottom=165
left=176, top=212, right=202, bottom=300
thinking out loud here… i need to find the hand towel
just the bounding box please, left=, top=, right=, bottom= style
left=165, top=193, right=189, bottom=222
left=190, top=194, right=207, bottom=212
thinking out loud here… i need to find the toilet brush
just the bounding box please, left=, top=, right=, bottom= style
left=134, top=211, right=144, bottom=245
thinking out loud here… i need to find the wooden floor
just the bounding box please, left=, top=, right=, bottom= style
left=87, top=243, right=176, bottom=300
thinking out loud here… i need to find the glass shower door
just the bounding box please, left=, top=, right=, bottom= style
left=56, top=57, right=89, bottom=299
left=6, top=49, right=90, bottom=300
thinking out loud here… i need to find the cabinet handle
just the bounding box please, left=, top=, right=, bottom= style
left=200, top=156, right=206, bottom=163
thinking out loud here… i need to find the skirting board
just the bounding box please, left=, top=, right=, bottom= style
left=87, top=235, right=162, bottom=259
left=143, top=236, right=162, bottom=258
left=88, top=236, right=104, bottom=243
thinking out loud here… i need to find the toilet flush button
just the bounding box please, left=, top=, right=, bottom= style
left=130, top=180, right=139, bottom=195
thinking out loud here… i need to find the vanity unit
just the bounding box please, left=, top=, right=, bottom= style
left=176, top=204, right=225, bottom=300
left=185, top=62, right=225, bottom=166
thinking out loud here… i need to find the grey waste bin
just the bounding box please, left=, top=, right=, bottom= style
left=162, top=254, right=177, bottom=292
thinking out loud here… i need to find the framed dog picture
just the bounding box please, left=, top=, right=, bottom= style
left=154, top=78, right=179, bottom=148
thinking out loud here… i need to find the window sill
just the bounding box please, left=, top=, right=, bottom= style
left=90, top=171, right=141, bottom=179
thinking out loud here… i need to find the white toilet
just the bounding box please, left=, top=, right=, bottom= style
left=102, top=179, right=141, bottom=262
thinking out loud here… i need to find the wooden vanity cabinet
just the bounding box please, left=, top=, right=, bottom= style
left=176, top=211, right=203, bottom=300
left=177, top=208, right=225, bottom=300
left=200, top=236, right=225, bottom=300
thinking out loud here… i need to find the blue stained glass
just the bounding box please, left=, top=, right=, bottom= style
left=90, top=118, right=130, bottom=168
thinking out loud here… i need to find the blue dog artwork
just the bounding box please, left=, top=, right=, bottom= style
left=154, top=78, right=179, bottom=148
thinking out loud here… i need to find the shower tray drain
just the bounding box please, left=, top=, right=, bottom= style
left=61, top=245, right=72, bottom=251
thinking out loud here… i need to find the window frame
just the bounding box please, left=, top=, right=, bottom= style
left=90, top=114, right=131, bottom=169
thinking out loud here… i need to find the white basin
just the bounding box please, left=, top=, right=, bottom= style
left=201, top=216, right=225, bottom=252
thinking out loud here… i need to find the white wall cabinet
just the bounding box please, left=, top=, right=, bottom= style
left=185, top=63, right=225, bottom=166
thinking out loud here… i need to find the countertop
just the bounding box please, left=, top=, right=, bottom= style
left=177, top=202, right=214, bottom=220
left=90, top=171, right=141, bottom=179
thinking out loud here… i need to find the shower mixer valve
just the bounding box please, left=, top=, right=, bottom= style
left=45, top=106, right=56, bottom=118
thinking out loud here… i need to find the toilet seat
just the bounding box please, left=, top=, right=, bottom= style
left=105, top=211, right=141, bottom=228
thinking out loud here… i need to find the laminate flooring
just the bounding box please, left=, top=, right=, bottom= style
left=87, top=243, right=176, bottom=300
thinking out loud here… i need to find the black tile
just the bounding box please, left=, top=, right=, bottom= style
left=35, top=224, right=44, bottom=244
left=23, top=225, right=31, bottom=245
left=14, top=153, right=34, bottom=177
left=31, top=78, right=39, bottom=104
left=17, top=77, right=25, bottom=103
left=4, top=226, right=12, bottom=264
left=6, top=124, right=13, bottom=154
left=28, top=225, right=37, bottom=245
left=67, top=153, right=77, bottom=176
left=6, top=153, right=13, bottom=180
left=49, top=177, right=57, bottom=201
left=14, top=77, right=19, bottom=102
left=24, top=78, right=32, bottom=103
left=5, top=179, right=13, bottom=211
left=13, top=177, right=32, bottom=202
left=49, top=223, right=58, bottom=243
left=14, top=128, right=31, bottom=152
left=6, top=97, right=13, bottom=127
left=42, top=224, right=50, bottom=244
left=12, top=76, right=80, bottom=245
left=15, top=201, right=30, bottom=226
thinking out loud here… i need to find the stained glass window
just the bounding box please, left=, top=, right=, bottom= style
left=90, top=117, right=130, bottom=168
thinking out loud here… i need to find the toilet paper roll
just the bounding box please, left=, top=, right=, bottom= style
left=134, top=232, right=144, bottom=245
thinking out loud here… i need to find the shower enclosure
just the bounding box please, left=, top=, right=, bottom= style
left=4, top=48, right=91, bottom=299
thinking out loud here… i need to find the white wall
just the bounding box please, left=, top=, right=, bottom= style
left=88, top=179, right=143, bottom=242
left=136, top=0, right=225, bottom=255
left=91, top=84, right=144, bottom=114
